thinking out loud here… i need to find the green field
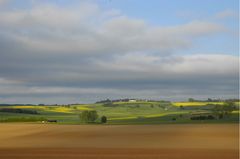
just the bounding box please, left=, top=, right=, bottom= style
left=0, top=101, right=239, bottom=124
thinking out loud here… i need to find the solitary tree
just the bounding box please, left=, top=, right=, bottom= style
left=79, top=110, right=98, bottom=123
left=101, top=116, right=107, bottom=123
left=188, top=98, right=195, bottom=102
left=207, top=98, right=212, bottom=102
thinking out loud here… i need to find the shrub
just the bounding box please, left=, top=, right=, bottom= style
left=190, top=115, right=215, bottom=120
left=101, top=116, right=107, bottom=123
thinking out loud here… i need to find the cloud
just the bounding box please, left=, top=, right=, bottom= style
left=215, top=9, right=238, bottom=19
left=0, top=52, right=238, bottom=103
left=0, top=2, right=225, bottom=54
left=0, top=0, right=10, bottom=5
left=0, top=1, right=238, bottom=103
left=103, top=54, right=233, bottom=80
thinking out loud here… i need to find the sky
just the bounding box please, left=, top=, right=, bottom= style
left=0, top=0, right=239, bottom=104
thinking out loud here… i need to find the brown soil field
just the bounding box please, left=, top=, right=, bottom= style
left=0, top=123, right=239, bottom=159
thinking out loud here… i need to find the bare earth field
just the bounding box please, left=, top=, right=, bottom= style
left=0, top=124, right=238, bottom=159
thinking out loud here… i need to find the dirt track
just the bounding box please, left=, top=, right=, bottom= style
left=0, top=124, right=238, bottom=159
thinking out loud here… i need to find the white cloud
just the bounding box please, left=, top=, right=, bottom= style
left=94, top=53, right=238, bottom=79
left=0, top=0, right=9, bottom=5
left=0, top=2, right=225, bottom=54
left=215, top=9, right=238, bottom=19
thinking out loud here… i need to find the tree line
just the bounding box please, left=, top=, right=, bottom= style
left=0, top=108, right=38, bottom=114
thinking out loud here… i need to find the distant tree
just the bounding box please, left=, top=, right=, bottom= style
left=105, top=99, right=111, bottom=103
left=88, top=110, right=98, bottom=121
left=79, top=110, right=98, bottom=123
left=213, top=102, right=237, bottom=119
left=223, top=102, right=237, bottom=116
left=207, top=98, right=212, bottom=102
left=73, top=106, right=77, bottom=110
left=79, top=110, right=89, bottom=122
left=101, top=116, right=107, bottom=123
left=188, top=98, right=195, bottom=102
left=0, top=108, right=38, bottom=114
left=179, top=106, right=184, bottom=110
left=218, top=113, right=224, bottom=119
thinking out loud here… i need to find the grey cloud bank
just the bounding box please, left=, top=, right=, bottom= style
left=0, top=1, right=238, bottom=104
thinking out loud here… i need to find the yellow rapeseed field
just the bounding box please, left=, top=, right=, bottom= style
left=173, top=102, right=224, bottom=107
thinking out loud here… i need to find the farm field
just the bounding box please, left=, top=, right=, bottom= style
left=0, top=101, right=239, bottom=124
left=0, top=123, right=238, bottom=159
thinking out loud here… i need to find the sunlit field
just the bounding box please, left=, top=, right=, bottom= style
left=0, top=101, right=239, bottom=124
left=173, top=102, right=224, bottom=106
left=0, top=123, right=238, bottom=159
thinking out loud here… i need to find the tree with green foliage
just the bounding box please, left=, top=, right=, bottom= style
left=188, top=98, right=195, bottom=102
left=179, top=106, right=184, bottom=110
left=101, top=116, right=107, bottom=123
left=207, top=98, right=212, bottom=102
left=79, top=110, right=98, bottom=123
left=213, top=102, right=237, bottom=119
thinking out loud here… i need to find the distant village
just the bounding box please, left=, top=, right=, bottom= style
left=95, top=98, right=157, bottom=104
